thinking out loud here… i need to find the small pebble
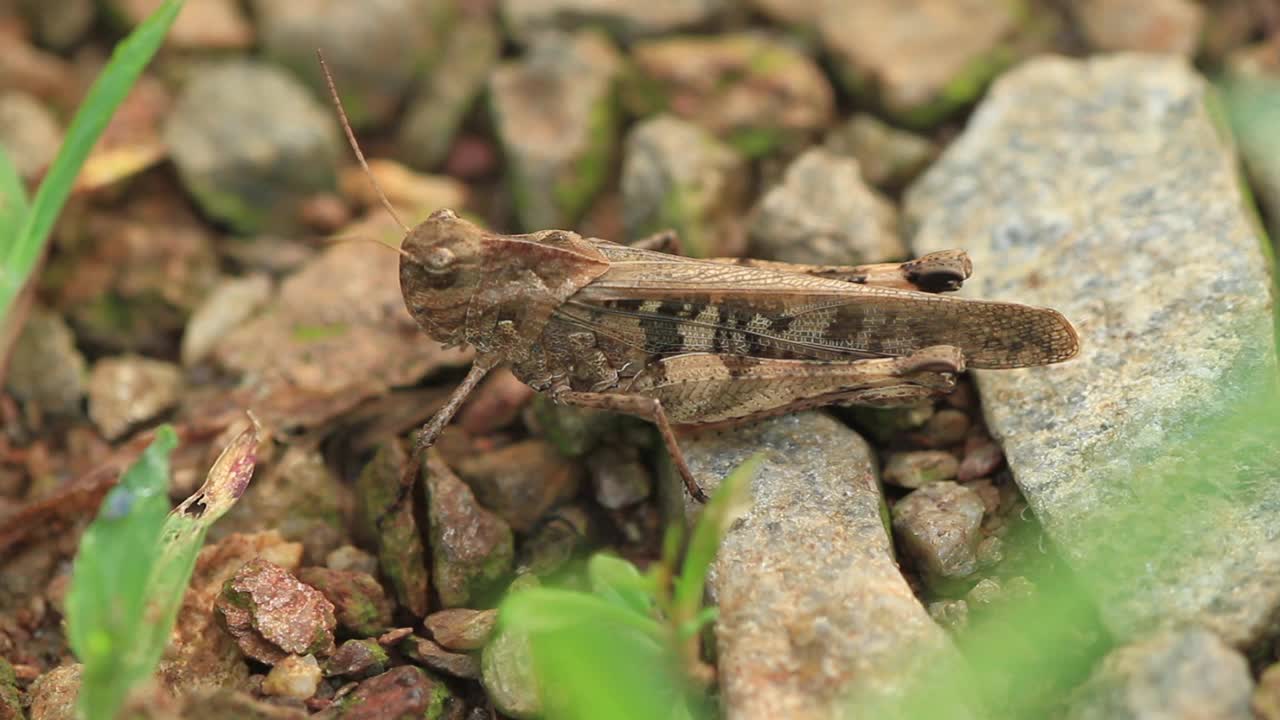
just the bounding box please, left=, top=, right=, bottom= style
left=976, top=535, right=1004, bottom=569
left=967, top=577, right=1003, bottom=607
left=928, top=600, right=969, bottom=632
left=966, top=478, right=1001, bottom=515
left=325, top=545, right=378, bottom=576
left=1255, top=662, right=1280, bottom=720
left=425, top=608, right=498, bottom=651
left=958, top=440, right=1005, bottom=481
left=882, top=450, right=959, bottom=488
left=87, top=355, right=183, bottom=440
left=892, top=482, right=985, bottom=580
left=918, top=408, right=971, bottom=447
left=262, top=655, right=321, bottom=700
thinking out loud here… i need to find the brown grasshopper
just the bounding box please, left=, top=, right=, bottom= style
left=317, top=55, right=1080, bottom=502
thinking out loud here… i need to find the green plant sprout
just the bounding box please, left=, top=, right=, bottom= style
left=65, top=422, right=260, bottom=720
left=499, top=452, right=763, bottom=720
left=0, top=0, right=185, bottom=332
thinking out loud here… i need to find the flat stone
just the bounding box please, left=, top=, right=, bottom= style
left=906, top=54, right=1280, bottom=648
left=1065, top=628, right=1253, bottom=720
left=329, top=666, right=458, bottom=720
left=180, top=274, right=272, bottom=367
left=424, top=608, right=497, bottom=651
left=749, top=148, right=904, bottom=266
left=87, top=354, right=182, bottom=441
left=684, top=412, right=969, bottom=719
left=500, top=0, right=729, bottom=42
left=820, top=0, right=1022, bottom=126
left=165, top=60, right=339, bottom=234
left=253, top=0, right=453, bottom=128
left=452, top=439, right=583, bottom=533
left=1068, top=0, right=1203, bottom=56
left=824, top=113, right=935, bottom=191
left=397, top=12, right=499, bottom=170
left=0, top=90, right=60, bottom=178
left=354, top=443, right=429, bottom=617
left=627, top=33, right=834, bottom=158
left=6, top=305, right=86, bottom=417
left=489, top=30, right=620, bottom=231
left=425, top=453, right=514, bottom=608
left=892, top=482, right=985, bottom=581
left=621, top=114, right=748, bottom=258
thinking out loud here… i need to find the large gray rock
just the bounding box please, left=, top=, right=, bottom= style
left=489, top=30, right=621, bottom=231
left=683, top=412, right=970, bottom=719
left=166, top=60, right=339, bottom=234
left=748, top=148, right=904, bottom=266
left=1065, top=628, right=1253, bottom=720
left=621, top=114, right=748, bottom=258
left=906, top=55, right=1280, bottom=648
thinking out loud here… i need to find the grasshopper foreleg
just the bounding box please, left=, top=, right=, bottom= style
left=401, top=360, right=494, bottom=491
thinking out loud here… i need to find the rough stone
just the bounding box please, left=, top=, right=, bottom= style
left=401, top=636, right=481, bottom=679
left=749, top=148, right=904, bottom=266
left=1256, top=662, right=1280, bottom=720
left=260, top=654, right=321, bottom=700
left=500, top=0, right=729, bottom=42
left=1068, top=0, right=1203, bottom=56
left=481, top=622, right=541, bottom=719
left=87, top=354, right=183, bottom=441
left=489, top=30, right=620, bottom=231
left=295, top=567, right=392, bottom=639
left=824, top=113, right=935, bottom=190
left=906, top=54, right=1280, bottom=647
left=452, top=439, right=583, bottom=533
left=180, top=274, right=272, bottom=367
left=882, top=450, right=959, bottom=489
left=425, top=454, right=514, bottom=608
left=217, top=558, right=337, bottom=664
left=324, top=639, right=388, bottom=679
left=0, top=90, right=60, bottom=178
left=166, top=60, right=339, bottom=234
left=685, top=412, right=970, bottom=719
left=425, top=608, right=498, bottom=651
left=329, top=666, right=458, bottom=720
left=627, top=33, right=834, bottom=158
left=621, top=114, right=748, bottom=258
left=27, top=664, right=80, bottom=720
left=893, top=482, right=985, bottom=581
left=397, top=12, right=499, bottom=170
left=6, top=305, right=86, bottom=417
left=820, top=0, right=1023, bottom=126
left=253, top=0, right=453, bottom=128
left=354, top=443, right=429, bottom=617
left=1065, top=628, right=1253, bottom=720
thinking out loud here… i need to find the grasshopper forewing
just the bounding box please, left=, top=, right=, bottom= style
left=318, top=53, right=1080, bottom=502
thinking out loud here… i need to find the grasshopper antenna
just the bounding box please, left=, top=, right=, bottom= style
left=316, top=49, right=411, bottom=235
left=323, top=233, right=412, bottom=259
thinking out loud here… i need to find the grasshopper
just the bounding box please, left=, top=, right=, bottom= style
left=317, top=55, right=1080, bottom=502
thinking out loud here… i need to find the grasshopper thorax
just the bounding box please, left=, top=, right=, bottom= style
left=399, top=209, right=610, bottom=356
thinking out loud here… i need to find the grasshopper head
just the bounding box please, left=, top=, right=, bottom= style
left=399, top=209, right=610, bottom=355
left=399, top=209, right=489, bottom=347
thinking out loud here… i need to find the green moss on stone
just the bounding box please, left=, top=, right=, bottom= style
left=553, top=89, right=618, bottom=227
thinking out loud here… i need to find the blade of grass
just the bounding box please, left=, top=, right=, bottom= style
left=0, top=0, right=184, bottom=328
left=0, top=148, right=27, bottom=246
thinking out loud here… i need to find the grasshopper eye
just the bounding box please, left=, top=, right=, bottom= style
left=425, top=247, right=456, bottom=273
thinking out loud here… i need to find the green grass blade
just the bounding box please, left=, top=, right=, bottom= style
left=0, top=148, right=28, bottom=249
left=0, top=0, right=184, bottom=327
left=672, top=453, right=761, bottom=622
left=66, top=426, right=178, bottom=720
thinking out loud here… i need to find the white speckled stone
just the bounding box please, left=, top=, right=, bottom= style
left=906, top=54, right=1280, bottom=648
left=683, top=412, right=970, bottom=719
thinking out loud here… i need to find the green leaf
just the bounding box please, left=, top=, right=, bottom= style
left=65, top=421, right=260, bottom=720
left=672, top=453, right=761, bottom=624
left=0, top=0, right=184, bottom=329
left=502, top=587, right=709, bottom=720
left=66, top=426, right=178, bottom=720
left=0, top=148, right=28, bottom=249
left=587, top=553, right=655, bottom=616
